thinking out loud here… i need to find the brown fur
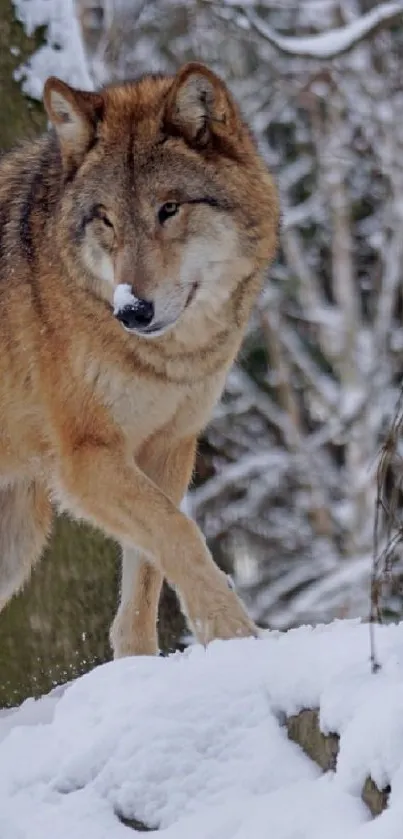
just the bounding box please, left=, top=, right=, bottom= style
left=0, top=63, right=278, bottom=656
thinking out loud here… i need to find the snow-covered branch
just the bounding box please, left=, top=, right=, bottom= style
left=242, top=2, right=403, bottom=60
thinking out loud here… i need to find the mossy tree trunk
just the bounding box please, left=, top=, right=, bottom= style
left=0, top=0, right=185, bottom=708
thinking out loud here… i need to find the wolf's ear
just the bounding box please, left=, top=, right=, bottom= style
left=164, top=63, right=238, bottom=147
left=43, top=77, right=104, bottom=168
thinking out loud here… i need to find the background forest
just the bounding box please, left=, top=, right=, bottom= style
left=1, top=0, right=403, bottom=706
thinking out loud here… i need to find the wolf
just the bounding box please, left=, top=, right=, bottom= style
left=0, top=63, right=278, bottom=657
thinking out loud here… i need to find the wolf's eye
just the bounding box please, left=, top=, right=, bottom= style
left=100, top=214, right=114, bottom=229
left=91, top=205, right=114, bottom=230
left=97, top=210, right=114, bottom=229
left=158, top=202, right=180, bottom=225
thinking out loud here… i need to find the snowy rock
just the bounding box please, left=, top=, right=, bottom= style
left=1, top=621, right=403, bottom=837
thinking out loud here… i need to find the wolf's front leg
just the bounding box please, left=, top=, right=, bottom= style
left=111, top=435, right=196, bottom=658
left=58, top=435, right=257, bottom=651
left=110, top=549, right=163, bottom=657
left=112, top=539, right=257, bottom=657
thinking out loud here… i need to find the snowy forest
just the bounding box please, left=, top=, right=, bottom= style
left=1, top=0, right=403, bottom=707
left=74, top=0, right=403, bottom=627
left=2, top=2, right=403, bottom=837
left=73, top=0, right=403, bottom=631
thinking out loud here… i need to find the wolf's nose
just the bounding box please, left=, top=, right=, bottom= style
left=116, top=298, right=155, bottom=330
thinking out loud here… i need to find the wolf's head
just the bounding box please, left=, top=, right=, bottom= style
left=44, top=63, right=278, bottom=339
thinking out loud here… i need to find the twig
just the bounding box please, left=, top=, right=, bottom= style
left=370, top=388, right=403, bottom=672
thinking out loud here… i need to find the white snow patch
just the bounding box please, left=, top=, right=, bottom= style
left=113, top=284, right=137, bottom=315
left=12, top=0, right=92, bottom=98
left=1, top=621, right=403, bottom=837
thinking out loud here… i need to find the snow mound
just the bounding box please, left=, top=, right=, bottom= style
left=1, top=620, right=403, bottom=838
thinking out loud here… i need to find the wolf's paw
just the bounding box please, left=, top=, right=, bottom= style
left=192, top=589, right=257, bottom=646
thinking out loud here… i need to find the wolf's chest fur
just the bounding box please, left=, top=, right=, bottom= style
left=77, top=336, right=226, bottom=446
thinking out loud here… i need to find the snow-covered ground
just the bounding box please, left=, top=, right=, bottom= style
left=1, top=620, right=403, bottom=838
